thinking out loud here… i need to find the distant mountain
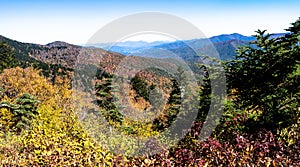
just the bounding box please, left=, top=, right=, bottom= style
left=88, top=41, right=170, bottom=55
left=0, top=32, right=287, bottom=80
left=0, top=35, right=183, bottom=81
left=209, top=33, right=256, bottom=43
left=132, top=33, right=254, bottom=60
left=91, top=33, right=286, bottom=61
left=46, top=41, right=75, bottom=48
left=269, top=33, right=287, bottom=39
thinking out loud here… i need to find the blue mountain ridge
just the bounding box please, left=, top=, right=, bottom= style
left=86, top=33, right=286, bottom=60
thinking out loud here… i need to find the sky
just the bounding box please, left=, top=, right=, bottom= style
left=0, top=0, right=299, bottom=45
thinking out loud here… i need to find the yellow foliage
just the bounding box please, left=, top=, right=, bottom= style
left=0, top=108, right=13, bottom=132
left=0, top=67, right=114, bottom=166
left=0, top=67, right=53, bottom=100
left=0, top=67, right=72, bottom=110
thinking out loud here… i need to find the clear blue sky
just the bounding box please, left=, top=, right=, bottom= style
left=0, top=0, right=299, bottom=44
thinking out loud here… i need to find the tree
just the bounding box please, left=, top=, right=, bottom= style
left=151, top=67, right=184, bottom=131
left=226, top=18, right=300, bottom=131
left=0, top=41, right=17, bottom=73
left=95, top=75, right=124, bottom=124
left=130, top=76, right=150, bottom=101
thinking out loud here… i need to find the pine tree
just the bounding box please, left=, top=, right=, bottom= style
left=95, top=75, right=123, bottom=124
left=0, top=41, right=17, bottom=73
left=226, top=18, right=300, bottom=131
left=0, top=93, right=39, bottom=132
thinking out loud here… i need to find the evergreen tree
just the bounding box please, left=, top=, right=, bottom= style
left=0, top=93, right=39, bottom=132
left=95, top=75, right=123, bottom=124
left=0, top=41, right=17, bottom=73
left=152, top=67, right=184, bottom=131
left=130, top=76, right=150, bottom=101
left=226, top=18, right=300, bottom=131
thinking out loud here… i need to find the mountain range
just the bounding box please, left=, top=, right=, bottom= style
left=0, top=35, right=182, bottom=81
left=89, top=33, right=286, bottom=61
left=0, top=32, right=286, bottom=77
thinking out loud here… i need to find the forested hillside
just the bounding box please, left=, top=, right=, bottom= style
left=0, top=18, right=299, bottom=166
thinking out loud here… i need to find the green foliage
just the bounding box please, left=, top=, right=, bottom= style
left=95, top=75, right=124, bottom=124
left=226, top=18, right=300, bottom=132
left=0, top=67, right=114, bottom=166
left=14, top=94, right=39, bottom=132
left=152, top=67, right=183, bottom=131
left=196, top=61, right=212, bottom=122
left=0, top=41, right=17, bottom=73
left=130, top=75, right=151, bottom=101
left=0, top=93, right=40, bottom=133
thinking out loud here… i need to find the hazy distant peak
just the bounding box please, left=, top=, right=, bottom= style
left=46, top=41, right=75, bottom=48
left=209, top=33, right=256, bottom=43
